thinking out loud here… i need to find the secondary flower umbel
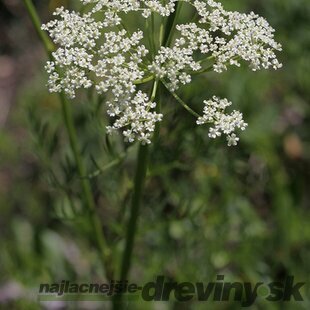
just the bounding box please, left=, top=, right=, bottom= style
left=42, top=0, right=282, bottom=145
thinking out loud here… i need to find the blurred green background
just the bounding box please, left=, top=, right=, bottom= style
left=0, top=0, right=309, bottom=309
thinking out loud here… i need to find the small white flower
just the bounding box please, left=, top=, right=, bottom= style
left=227, top=133, right=240, bottom=146
left=196, top=96, right=247, bottom=146
left=43, top=0, right=281, bottom=145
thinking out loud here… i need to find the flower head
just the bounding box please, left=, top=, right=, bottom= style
left=42, top=0, right=282, bottom=145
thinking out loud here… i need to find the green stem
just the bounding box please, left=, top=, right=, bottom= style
left=134, top=75, right=154, bottom=85
left=60, top=92, right=111, bottom=260
left=153, top=2, right=183, bottom=142
left=120, top=143, right=149, bottom=280
left=113, top=80, right=159, bottom=309
left=146, top=16, right=155, bottom=57
left=22, top=0, right=54, bottom=56
left=123, top=79, right=159, bottom=276
left=113, top=4, right=182, bottom=308
left=23, top=0, right=111, bottom=278
left=83, top=151, right=129, bottom=179
left=151, top=12, right=156, bottom=51
left=161, top=80, right=201, bottom=118
left=163, top=2, right=183, bottom=47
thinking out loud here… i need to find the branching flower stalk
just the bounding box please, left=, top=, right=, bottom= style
left=24, top=0, right=281, bottom=307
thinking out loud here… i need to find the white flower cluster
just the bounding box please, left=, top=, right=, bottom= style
left=148, top=46, right=201, bottom=91
left=42, top=0, right=282, bottom=145
left=150, top=0, right=282, bottom=89
left=197, top=96, right=248, bottom=146
left=42, top=7, right=162, bottom=144
left=81, top=0, right=178, bottom=19
left=106, top=91, right=163, bottom=144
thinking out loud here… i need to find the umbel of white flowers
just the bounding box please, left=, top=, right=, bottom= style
left=42, top=0, right=282, bottom=145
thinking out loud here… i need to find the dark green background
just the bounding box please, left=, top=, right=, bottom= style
left=0, top=0, right=309, bottom=309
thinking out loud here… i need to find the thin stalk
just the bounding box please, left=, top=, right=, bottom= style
left=153, top=2, right=183, bottom=142
left=60, top=92, right=111, bottom=260
left=163, top=1, right=183, bottom=47
left=23, top=0, right=111, bottom=278
left=161, top=80, right=201, bottom=118
left=112, top=80, right=159, bottom=309
left=22, top=0, right=54, bottom=56
left=154, top=16, right=165, bottom=142
left=119, top=143, right=149, bottom=280
left=151, top=12, right=156, bottom=50
left=159, top=17, right=165, bottom=47
left=113, top=5, right=182, bottom=309
left=134, top=75, right=154, bottom=85
left=83, top=151, right=129, bottom=179
left=153, top=81, right=162, bottom=142
left=146, top=17, right=155, bottom=57
left=122, top=79, right=159, bottom=278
